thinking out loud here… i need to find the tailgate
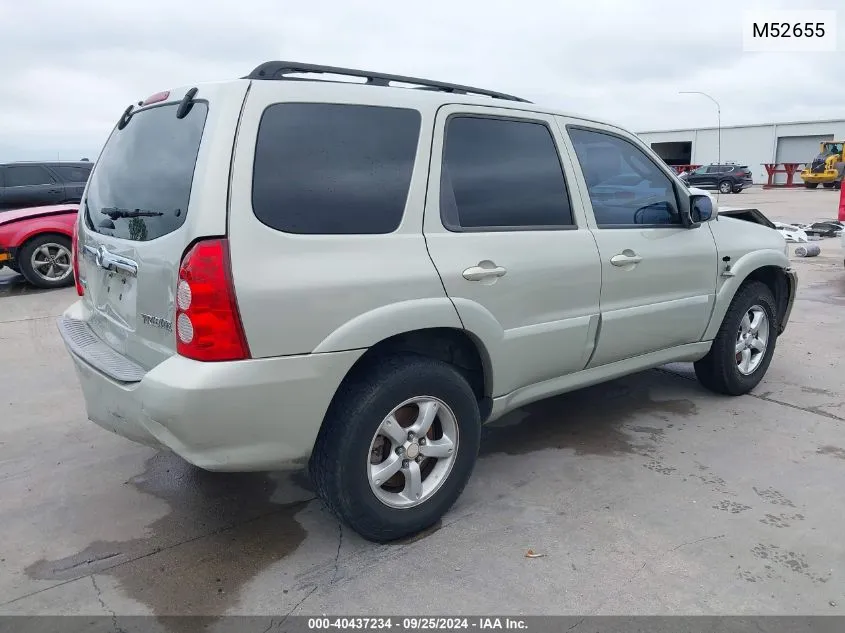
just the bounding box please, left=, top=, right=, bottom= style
left=74, top=81, right=248, bottom=372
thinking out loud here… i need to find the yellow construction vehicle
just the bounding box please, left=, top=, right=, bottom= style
left=801, top=141, right=844, bottom=189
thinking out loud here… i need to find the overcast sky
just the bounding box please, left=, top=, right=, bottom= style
left=1, top=0, right=843, bottom=162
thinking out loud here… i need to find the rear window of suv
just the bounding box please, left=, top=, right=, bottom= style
left=252, top=103, right=421, bottom=234
left=85, top=102, right=208, bottom=241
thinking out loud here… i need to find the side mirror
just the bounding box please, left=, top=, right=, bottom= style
left=690, top=194, right=714, bottom=223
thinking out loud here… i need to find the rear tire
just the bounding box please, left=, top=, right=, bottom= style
left=823, top=183, right=835, bottom=189
left=18, top=234, right=74, bottom=289
left=310, top=354, right=481, bottom=542
left=804, top=182, right=819, bottom=189
left=719, top=180, right=733, bottom=194
left=694, top=281, right=778, bottom=396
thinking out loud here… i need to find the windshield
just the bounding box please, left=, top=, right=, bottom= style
left=85, top=102, right=208, bottom=241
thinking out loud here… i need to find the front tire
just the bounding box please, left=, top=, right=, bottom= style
left=822, top=182, right=835, bottom=189
left=310, top=355, right=481, bottom=542
left=804, top=182, right=819, bottom=189
left=18, top=234, right=74, bottom=289
left=694, top=281, right=778, bottom=396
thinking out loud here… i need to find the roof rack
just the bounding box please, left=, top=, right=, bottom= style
left=244, top=61, right=531, bottom=103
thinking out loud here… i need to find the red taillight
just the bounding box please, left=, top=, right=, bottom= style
left=142, top=91, right=170, bottom=106
left=175, top=238, right=250, bottom=362
left=838, top=185, right=845, bottom=222
left=72, top=220, right=84, bottom=296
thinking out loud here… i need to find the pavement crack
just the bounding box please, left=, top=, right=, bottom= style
left=669, top=533, right=726, bottom=552
left=587, top=534, right=726, bottom=616
left=656, top=366, right=845, bottom=422
left=750, top=393, right=845, bottom=422
left=91, top=576, right=124, bottom=633
left=331, top=522, right=344, bottom=586
left=278, top=585, right=318, bottom=627
left=0, top=314, right=64, bottom=325
left=54, top=552, right=123, bottom=574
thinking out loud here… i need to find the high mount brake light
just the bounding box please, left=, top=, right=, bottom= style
left=142, top=91, right=170, bottom=106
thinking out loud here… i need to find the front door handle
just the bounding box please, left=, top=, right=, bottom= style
left=610, top=251, right=643, bottom=267
left=462, top=263, right=507, bottom=281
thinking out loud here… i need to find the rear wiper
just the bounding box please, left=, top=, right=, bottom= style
left=99, top=207, right=166, bottom=219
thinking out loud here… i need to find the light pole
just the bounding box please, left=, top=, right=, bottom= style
left=679, top=91, right=721, bottom=166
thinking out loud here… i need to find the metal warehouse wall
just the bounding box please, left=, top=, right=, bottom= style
left=639, top=120, right=845, bottom=184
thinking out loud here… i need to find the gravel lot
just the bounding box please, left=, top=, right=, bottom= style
left=1, top=188, right=843, bottom=620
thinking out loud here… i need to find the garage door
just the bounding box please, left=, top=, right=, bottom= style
left=776, top=134, right=834, bottom=183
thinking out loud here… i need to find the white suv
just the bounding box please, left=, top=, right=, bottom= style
left=59, top=62, right=796, bottom=542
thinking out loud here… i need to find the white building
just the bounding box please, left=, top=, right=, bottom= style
left=638, top=119, right=845, bottom=185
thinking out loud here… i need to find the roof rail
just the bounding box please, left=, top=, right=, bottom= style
left=244, top=61, right=531, bottom=103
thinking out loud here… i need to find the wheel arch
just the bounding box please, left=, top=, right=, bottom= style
left=334, top=327, right=495, bottom=422
left=19, top=229, right=73, bottom=251
left=703, top=253, right=792, bottom=341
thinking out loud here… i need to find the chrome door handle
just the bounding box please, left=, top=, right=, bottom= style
left=610, top=252, right=643, bottom=267
left=462, top=264, right=507, bottom=281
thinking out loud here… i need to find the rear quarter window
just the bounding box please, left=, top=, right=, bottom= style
left=252, top=103, right=421, bottom=235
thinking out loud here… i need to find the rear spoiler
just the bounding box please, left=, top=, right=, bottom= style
left=717, top=207, right=776, bottom=230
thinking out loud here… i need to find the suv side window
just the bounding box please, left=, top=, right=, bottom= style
left=5, top=165, right=56, bottom=187
left=440, top=116, right=573, bottom=230
left=252, top=103, right=421, bottom=235
left=706, top=165, right=724, bottom=173
left=51, top=165, right=92, bottom=183
left=568, top=127, right=681, bottom=227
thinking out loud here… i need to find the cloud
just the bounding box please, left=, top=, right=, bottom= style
left=1, top=0, right=842, bottom=161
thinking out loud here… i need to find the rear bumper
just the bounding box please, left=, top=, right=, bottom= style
left=58, top=303, right=364, bottom=471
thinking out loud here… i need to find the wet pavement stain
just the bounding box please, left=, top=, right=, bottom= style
left=752, top=487, right=796, bottom=508
left=750, top=543, right=830, bottom=584
left=713, top=500, right=752, bottom=514
left=26, top=452, right=311, bottom=630
left=759, top=513, right=805, bottom=528
left=480, top=373, right=696, bottom=457
left=817, top=445, right=845, bottom=460
left=643, top=460, right=676, bottom=475
left=0, top=272, right=53, bottom=297
left=800, top=279, right=845, bottom=306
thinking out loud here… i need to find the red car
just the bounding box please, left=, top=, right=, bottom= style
left=0, top=204, right=78, bottom=289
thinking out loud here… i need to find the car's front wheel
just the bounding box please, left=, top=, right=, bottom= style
left=805, top=182, right=819, bottom=189
left=694, top=281, right=778, bottom=395
left=310, top=354, right=481, bottom=542
left=18, top=234, right=74, bottom=289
